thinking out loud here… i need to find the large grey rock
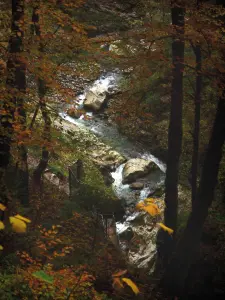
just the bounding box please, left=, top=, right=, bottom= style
left=122, top=158, right=158, bottom=184
left=128, top=221, right=158, bottom=270
left=83, top=91, right=106, bottom=111
left=119, top=185, right=191, bottom=272
left=129, top=182, right=144, bottom=190
left=126, top=198, right=164, bottom=270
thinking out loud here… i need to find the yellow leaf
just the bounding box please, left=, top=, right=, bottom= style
left=112, top=269, right=127, bottom=277
left=157, top=223, right=174, bottom=235
left=0, top=221, right=5, bottom=230
left=10, top=217, right=27, bottom=233
left=142, top=203, right=160, bottom=216
left=14, top=214, right=31, bottom=223
left=0, top=203, right=6, bottom=211
left=122, top=278, right=140, bottom=295
left=0, top=245, right=3, bottom=250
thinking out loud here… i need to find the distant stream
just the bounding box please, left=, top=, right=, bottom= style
left=59, top=72, right=166, bottom=234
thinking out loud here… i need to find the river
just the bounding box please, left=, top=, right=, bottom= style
left=59, top=72, right=166, bottom=235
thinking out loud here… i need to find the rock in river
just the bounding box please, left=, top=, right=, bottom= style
left=119, top=198, right=164, bottom=270
left=83, top=90, right=106, bottom=111
left=129, top=182, right=144, bottom=190
left=122, top=158, right=158, bottom=184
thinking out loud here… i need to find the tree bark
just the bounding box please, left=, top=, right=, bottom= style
left=32, top=98, right=51, bottom=192
left=162, top=96, right=225, bottom=296
left=162, top=0, right=225, bottom=295
left=0, top=0, right=25, bottom=206
left=31, top=5, right=51, bottom=192
left=191, top=45, right=202, bottom=207
left=69, top=159, right=84, bottom=201
left=157, top=2, right=185, bottom=266
left=12, top=0, right=28, bottom=206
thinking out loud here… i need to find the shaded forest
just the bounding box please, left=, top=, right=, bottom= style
left=0, top=0, right=225, bottom=299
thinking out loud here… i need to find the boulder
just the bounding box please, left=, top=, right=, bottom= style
left=129, top=182, right=144, bottom=190
left=126, top=198, right=164, bottom=270
left=83, top=90, right=106, bottom=111
left=122, top=158, right=158, bottom=184
left=128, top=222, right=158, bottom=270
left=91, top=149, right=126, bottom=170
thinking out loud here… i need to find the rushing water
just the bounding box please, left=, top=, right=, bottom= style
left=59, top=72, right=166, bottom=234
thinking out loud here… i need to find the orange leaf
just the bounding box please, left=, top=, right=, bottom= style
left=136, top=201, right=145, bottom=210
left=142, top=203, right=160, bottom=216
left=112, top=277, right=124, bottom=290
left=112, top=269, right=127, bottom=277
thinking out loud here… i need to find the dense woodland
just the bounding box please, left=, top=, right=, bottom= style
left=0, top=0, right=225, bottom=299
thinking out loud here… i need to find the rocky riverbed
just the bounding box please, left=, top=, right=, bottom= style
left=55, top=72, right=170, bottom=272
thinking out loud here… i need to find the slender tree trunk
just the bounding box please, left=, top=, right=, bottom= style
left=29, top=103, right=40, bottom=130
left=191, top=45, right=202, bottom=207
left=31, top=5, right=51, bottom=192
left=12, top=0, right=28, bottom=206
left=162, top=96, right=225, bottom=296
left=0, top=0, right=25, bottom=206
left=162, top=1, right=225, bottom=295
left=15, top=15, right=28, bottom=205
left=157, top=2, right=185, bottom=266
left=16, top=143, right=29, bottom=205
left=32, top=97, right=51, bottom=192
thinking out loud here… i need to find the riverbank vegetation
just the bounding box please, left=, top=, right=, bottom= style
left=0, top=0, right=225, bottom=299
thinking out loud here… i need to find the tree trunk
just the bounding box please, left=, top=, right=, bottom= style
left=31, top=5, right=51, bottom=192
left=15, top=4, right=28, bottom=205
left=191, top=45, right=202, bottom=207
left=157, top=2, right=185, bottom=266
left=162, top=96, right=225, bottom=296
left=0, top=0, right=25, bottom=206
left=69, top=159, right=84, bottom=201
left=32, top=98, right=51, bottom=192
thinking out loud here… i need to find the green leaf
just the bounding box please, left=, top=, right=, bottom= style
left=32, top=270, right=54, bottom=284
